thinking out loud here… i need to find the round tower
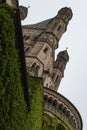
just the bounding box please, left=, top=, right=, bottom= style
left=57, top=7, right=73, bottom=24
left=46, top=7, right=73, bottom=46
left=43, top=50, right=69, bottom=91
left=51, top=50, right=69, bottom=91
left=19, top=6, right=28, bottom=20
left=55, top=50, right=69, bottom=74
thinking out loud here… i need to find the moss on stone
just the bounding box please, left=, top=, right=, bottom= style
left=27, top=77, right=43, bottom=130
left=0, top=2, right=43, bottom=130
left=42, top=114, right=58, bottom=130
left=42, top=113, right=71, bottom=130
left=0, top=3, right=27, bottom=130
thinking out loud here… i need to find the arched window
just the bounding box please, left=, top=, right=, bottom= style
left=46, top=83, right=48, bottom=87
left=59, top=104, right=63, bottom=111
left=36, top=65, right=40, bottom=71
left=44, top=94, right=48, bottom=101
left=31, top=63, right=36, bottom=68
left=31, top=63, right=40, bottom=73
left=48, top=97, right=53, bottom=104
left=55, top=75, right=59, bottom=82
left=53, top=100, right=58, bottom=107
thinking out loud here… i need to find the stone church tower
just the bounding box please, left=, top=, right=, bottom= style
left=22, top=7, right=72, bottom=91
left=22, top=7, right=82, bottom=130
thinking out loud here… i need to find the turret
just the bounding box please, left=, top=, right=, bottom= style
left=57, top=7, right=72, bottom=24
left=6, top=1, right=28, bottom=20
left=55, top=50, right=69, bottom=74
left=46, top=7, right=73, bottom=47
left=29, top=7, right=73, bottom=51
left=19, top=6, right=28, bottom=20
left=51, top=50, right=69, bottom=91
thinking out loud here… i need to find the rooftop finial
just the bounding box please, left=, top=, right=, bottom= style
left=28, top=6, right=30, bottom=9
left=66, top=47, right=68, bottom=50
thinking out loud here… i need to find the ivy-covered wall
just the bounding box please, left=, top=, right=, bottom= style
left=0, top=2, right=43, bottom=130
left=27, top=77, right=43, bottom=130
left=42, top=114, right=58, bottom=130
left=42, top=113, right=68, bottom=130
left=0, top=0, right=2, bottom=4
left=0, top=3, right=28, bottom=130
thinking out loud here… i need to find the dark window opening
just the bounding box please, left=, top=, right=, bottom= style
left=25, top=47, right=30, bottom=53
left=55, top=75, right=59, bottom=82
left=52, top=73, right=55, bottom=79
left=46, top=83, right=48, bottom=87
left=31, top=63, right=40, bottom=72
left=53, top=100, right=58, bottom=107
left=31, top=63, right=36, bottom=68
left=24, top=35, right=30, bottom=41
left=59, top=104, right=63, bottom=110
left=43, top=47, right=49, bottom=53
left=48, top=97, right=53, bottom=104
left=57, top=25, right=61, bottom=31
left=44, top=95, right=48, bottom=101
left=36, top=65, right=40, bottom=71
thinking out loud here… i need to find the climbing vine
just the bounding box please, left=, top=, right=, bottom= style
left=27, top=77, right=43, bottom=130
left=42, top=114, right=58, bottom=130
left=0, top=1, right=1, bottom=4
left=0, top=2, right=43, bottom=130
left=0, top=3, right=27, bottom=130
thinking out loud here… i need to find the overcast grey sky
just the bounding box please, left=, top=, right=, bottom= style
left=19, top=0, right=87, bottom=130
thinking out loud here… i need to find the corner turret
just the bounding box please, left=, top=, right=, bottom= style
left=46, top=7, right=73, bottom=47
left=6, top=1, right=28, bottom=20
left=43, top=50, right=69, bottom=91
left=57, top=7, right=73, bottom=24
left=19, top=6, right=28, bottom=20
left=55, top=50, right=69, bottom=75
left=51, top=50, right=69, bottom=91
